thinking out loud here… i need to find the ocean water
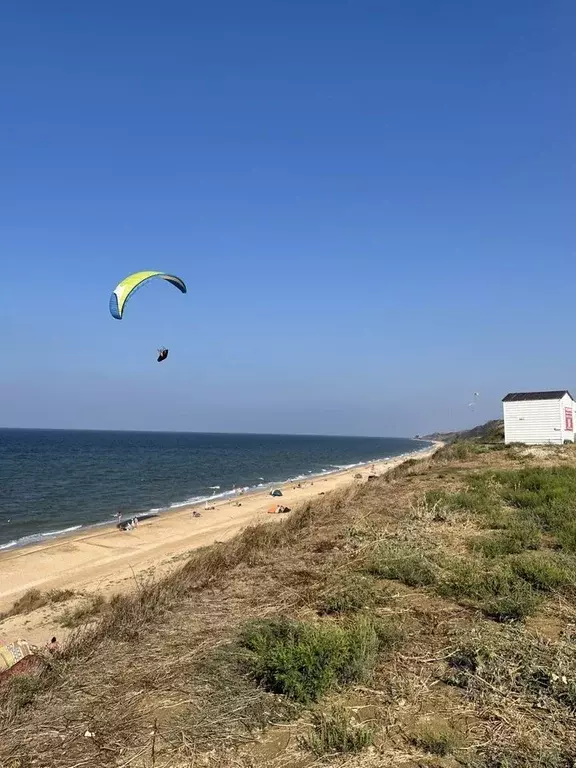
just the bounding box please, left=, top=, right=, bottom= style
left=0, top=429, right=430, bottom=550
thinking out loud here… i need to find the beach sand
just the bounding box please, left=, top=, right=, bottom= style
left=0, top=445, right=438, bottom=646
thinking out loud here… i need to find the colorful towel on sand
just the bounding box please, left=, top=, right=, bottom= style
left=0, top=640, right=33, bottom=673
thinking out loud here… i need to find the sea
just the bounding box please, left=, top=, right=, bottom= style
left=0, top=429, right=430, bottom=551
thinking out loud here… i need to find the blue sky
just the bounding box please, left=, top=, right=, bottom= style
left=1, top=1, right=574, bottom=436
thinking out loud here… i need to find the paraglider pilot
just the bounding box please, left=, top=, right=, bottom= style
left=157, top=348, right=169, bottom=363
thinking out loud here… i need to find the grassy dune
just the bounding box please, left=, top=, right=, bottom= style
left=2, top=439, right=576, bottom=767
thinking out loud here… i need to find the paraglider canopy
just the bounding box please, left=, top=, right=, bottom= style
left=109, top=271, right=187, bottom=320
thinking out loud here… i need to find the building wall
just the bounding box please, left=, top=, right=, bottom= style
left=503, top=399, right=563, bottom=444
left=560, top=393, right=575, bottom=443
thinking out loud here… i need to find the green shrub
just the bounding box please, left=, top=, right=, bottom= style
left=482, top=586, right=541, bottom=622
left=447, top=489, right=495, bottom=518
left=238, top=616, right=379, bottom=704
left=301, top=707, right=373, bottom=755
left=317, top=574, right=377, bottom=615
left=367, top=548, right=437, bottom=587
left=438, top=561, right=541, bottom=621
left=510, top=551, right=576, bottom=591
left=558, top=521, right=576, bottom=552
left=441, top=468, right=576, bottom=554
left=471, top=520, right=541, bottom=558
left=424, top=489, right=451, bottom=507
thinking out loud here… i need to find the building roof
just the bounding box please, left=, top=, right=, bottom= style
left=502, top=391, right=574, bottom=402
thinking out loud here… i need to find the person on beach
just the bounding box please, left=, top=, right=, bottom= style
left=46, top=637, right=59, bottom=654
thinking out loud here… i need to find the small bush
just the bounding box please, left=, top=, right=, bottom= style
left=448, top=489, right=495, bottom=519
left=3, top=589, right=46, bottom=617
left=438, top=561, right=541, bottom=621
left=301, top=707, right=373, bottom=755
left=410, top=723, right=460, bottom=756
left=510, top=551, right=576, bottom=591
left=238, top=616, right=379, bottom=704
left=317, top=574, right=377, bottom=615
left=416, top=490, right=454, bottom=522
left=368, top=547, right=437, bottom=587
left=471, top=521, right=541, bottom=558
left=48, top=588, right=75, bottom=604
left=59, top=594, right=106, bottom=628
left=494, top=467, right=576, bottom=546
left=482, top=586, right=541, bottom=622
left=558, top=521, right=576, bottom=552
left=374, top=618, right=405, bottom=651
left=452, top=442, right=473, bottom=460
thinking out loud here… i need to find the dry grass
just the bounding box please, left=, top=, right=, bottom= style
left=409, top=722, right=461, bottom=755
left=0, top=588, right=75, bottom=621
left=2, top=448, right=576, bottom=767
left=300, top=706, right=374, bottom=755
left=58, top=594, right=106, bottom=628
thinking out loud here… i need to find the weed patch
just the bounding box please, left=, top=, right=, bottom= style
left=367, top=546, right=437, bottom=587
left=510, top=551, right=576, bottom=592
left=470, top=520, right=541, bottom=558
left=409, top=723, right=460, bottom=755
left=438, top=561, right=541, bottom=621
left=317, top=574, right=378, bottom=615
left=238, top=616, right=379, bottom=703
left=300, top=707, right=373, bottom=755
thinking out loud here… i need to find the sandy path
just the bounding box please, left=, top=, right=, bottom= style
left=0, top=445, right=438, bottom=646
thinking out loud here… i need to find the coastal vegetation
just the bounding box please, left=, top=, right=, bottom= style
left=0, top=588, right=75, bottom=621
left=2, top=431, right=576, bottom=766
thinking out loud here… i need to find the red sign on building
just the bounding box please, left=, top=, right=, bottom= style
left=565, top=408, right=574, bottom=432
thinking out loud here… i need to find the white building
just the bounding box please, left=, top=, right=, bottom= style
left=502, top=391, right=575, bottom=445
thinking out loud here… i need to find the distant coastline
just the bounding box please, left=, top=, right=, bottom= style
left=0, top=442, right=440, bottom=646
left=0, top=430, right=431, bottom=552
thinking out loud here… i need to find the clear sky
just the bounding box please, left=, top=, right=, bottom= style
left=1, top=1, right=574, bottom=436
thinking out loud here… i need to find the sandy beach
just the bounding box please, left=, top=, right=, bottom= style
left=0, top=445, right=438, bottom=646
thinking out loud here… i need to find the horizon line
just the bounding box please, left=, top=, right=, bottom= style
left=0, top=426, right=428, bottom=441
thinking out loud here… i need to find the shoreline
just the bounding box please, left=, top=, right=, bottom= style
left=0, top=442, right=433, bottom=554
left=0, top=443, right=439, bottom=646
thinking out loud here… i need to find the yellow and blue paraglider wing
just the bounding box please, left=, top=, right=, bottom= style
left=109, top=271, right=187, bottom=319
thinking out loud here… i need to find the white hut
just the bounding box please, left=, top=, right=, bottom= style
left=502, top=391, right=575, bottom=445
